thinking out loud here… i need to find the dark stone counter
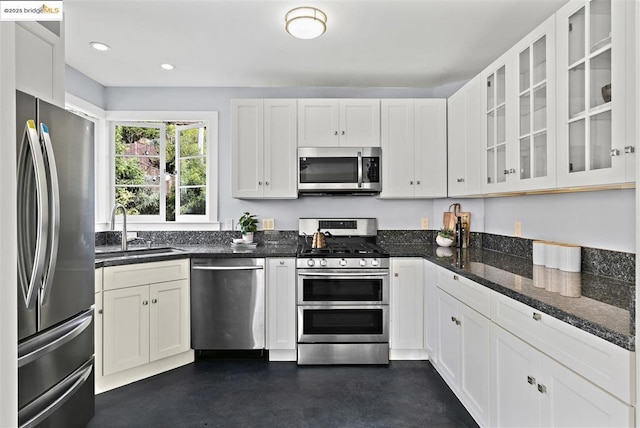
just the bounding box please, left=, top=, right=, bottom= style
left=95, top=241, right=634, bottom=351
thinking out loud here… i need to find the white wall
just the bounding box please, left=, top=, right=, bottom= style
left=0, top=22, right=18, bottom=428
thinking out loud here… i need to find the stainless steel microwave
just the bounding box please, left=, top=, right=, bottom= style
left=298, top=147, right=381, bottom=194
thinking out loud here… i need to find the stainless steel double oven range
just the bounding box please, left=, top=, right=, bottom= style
left=296, top=218, right=389, bottom=365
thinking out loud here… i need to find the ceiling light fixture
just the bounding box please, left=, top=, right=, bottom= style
left=160, top=63, right=175, bottom=70
left=90, top=41, right=111, bottom=51
left=285, top=6, right=327, bottom=40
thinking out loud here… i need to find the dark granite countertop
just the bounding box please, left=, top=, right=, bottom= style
left=95, top=242, right=634, bottom=351
left=384, top=243, right=634, bottom=351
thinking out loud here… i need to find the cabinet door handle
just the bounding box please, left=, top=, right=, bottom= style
left=453, top=275, right=459, bottom=280
left=341, top=131, right=345, bottom=135
left=410, top=181, right=414, bottom=185
left=258, top=181, right=262, bottom=186
left=533, top=312, right=542, bottom=321
left=451, top=316, right=461, bottom=326
left=503, top=169, right=510, bottom=175
left=142, top=300, right=148, bottom=306
left=537, top=384, right=547, bottom=394
left=265, top=181, right=269, bottom=186
left=625, top=146, right=635, bottom=154
left=98, top=309, right=103, bottom=314
left=610, top=149, right=620, bottom=157
left=416, top=180, right=420, bottom=185
left=457, top=178, right=465, bottom=183
left=151, top=299, right=157, bottom=304
left=280, top=260, right=285, bottom=265
left=527, top=376, right=536, bottom=385
left=334, top=131, right=338, bottom=136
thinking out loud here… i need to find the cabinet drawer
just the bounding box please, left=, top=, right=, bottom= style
left=95, top=268, right=103, bottom=294
left=491, top=292, right=634, bottom=404
left=104, top=259, right=190, bottom=291
left=435, top=266, right=491, bottom=317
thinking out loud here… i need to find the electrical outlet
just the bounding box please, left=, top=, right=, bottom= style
left=126, top=232, right=137, bottom=242
left=263, top=218, right=275, bottom=230
left=421, top=218, right=429, bottom=230
left=223, top=219, right=234, bottom=231
left=514, top=221, right=522, bottom=237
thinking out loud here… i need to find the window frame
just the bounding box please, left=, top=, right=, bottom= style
left=106, top=110, right=218, bottom=229
left=174, top=122, right=209, bottom=223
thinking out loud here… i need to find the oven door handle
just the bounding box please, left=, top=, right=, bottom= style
left=298, top=272, right=388, bottom=277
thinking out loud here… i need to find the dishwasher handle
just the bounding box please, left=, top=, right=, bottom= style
left=192, top=265, right=264, bottom=271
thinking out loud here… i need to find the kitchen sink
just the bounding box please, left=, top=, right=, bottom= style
left=95, top=247, right=185, bottom=260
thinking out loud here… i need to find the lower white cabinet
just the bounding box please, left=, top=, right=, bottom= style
left=98, top=259, right=193, bottom=393
left=389, top=258, right=427, bottom=360
left=491, top=324, right=633, bottom=427
left=266, top=258, right=296, bottom=361
left=435, top=287, right=491, bottom=427
left=423, top=261, right=438, bottom=362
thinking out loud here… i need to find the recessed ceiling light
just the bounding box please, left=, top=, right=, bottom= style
left=160, top=63, right=175, bottom=70
left=90, top=41, right=110, bottom=51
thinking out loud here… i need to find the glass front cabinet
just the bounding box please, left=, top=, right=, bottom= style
left=556, top=0, right=635, bottom=187
left=482, top=15, right=556, bottom=193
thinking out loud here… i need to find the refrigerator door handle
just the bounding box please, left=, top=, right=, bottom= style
left=17, top=120, right=50, bottom=309
left=39, top=123, right=60, bottom=305
left=18, top=310, right=93, bottom=368
left=18, top=358, right=93, bottom=428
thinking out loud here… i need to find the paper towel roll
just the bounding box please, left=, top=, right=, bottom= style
left=544, top=242, right=560, bottom=269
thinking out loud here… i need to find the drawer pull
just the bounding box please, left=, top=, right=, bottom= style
left=537, top=384, right=547, bottom=394
left=151, top=299, right=158, bottom=304
left=527, top=376, right=536, bottom=385
left=532, top=312, right=542, bottom=321
left=143, top=300, right=148, bottom=306
left=280, top=260, right=285, bottom=265
left=451, top=316, right=461, bottom=326
left=453, top=275, right=459, bottom=280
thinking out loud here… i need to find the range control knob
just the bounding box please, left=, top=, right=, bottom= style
left=359, top=259, right=367, bottom=267
left=320, top=259, right=328, bottom=267
left=307, top=259, right=316, bottom=267
left=371, top=259, right=379, bottom=267
left=339, top=258, right=348, bottom=267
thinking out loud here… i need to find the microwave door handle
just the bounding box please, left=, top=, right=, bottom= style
left=39, top=123, right=60, bottom=305
left=18, top=120, right=49, bottom=309
left=357, top=151, right=363, bottom=188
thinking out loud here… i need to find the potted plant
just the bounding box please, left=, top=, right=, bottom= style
left=436, top=228, right=455, bottom=247
left=238, top=212, right=258, bottom=242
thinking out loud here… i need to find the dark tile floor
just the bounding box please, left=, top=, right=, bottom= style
left=88, top=359, right=479, bottom=428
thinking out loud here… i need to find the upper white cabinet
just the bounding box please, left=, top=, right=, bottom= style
left=513, top=16, right=557, bottom=191
left=231, top=99, right=298, bottom=199
left=447, top=76, right=483, bottom=197
left=15, top=22, right=64, bottom=106
left=298, top=99, right=380, bottom=147
left=380, top=99, right=447, bottom=198
left=556, top=0, right=635, bottom=186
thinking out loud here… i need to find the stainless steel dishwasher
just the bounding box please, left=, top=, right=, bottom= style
left=190, top=258, right=265, bottom=350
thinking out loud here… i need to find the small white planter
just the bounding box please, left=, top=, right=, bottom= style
left=436, top=235, right=454, bottom=247
left=242, top=232, right=254, bottom=243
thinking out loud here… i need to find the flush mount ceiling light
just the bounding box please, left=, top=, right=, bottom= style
left=90, top=41, right=110, bottom=51
left=285, top=6, right=327, bottom=40
left=160, top=63, right=175, bottom=70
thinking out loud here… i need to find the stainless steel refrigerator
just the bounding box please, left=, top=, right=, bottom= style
left=16, top=90, right=95, bottom=428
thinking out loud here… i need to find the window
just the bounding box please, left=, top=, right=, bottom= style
left=111, top=119, right=212, bottom=223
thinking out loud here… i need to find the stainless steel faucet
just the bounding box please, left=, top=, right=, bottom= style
left=110, top=203, right=127, bottom=251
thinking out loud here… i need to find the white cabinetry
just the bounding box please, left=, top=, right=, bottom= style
left=492, top=324, right=633, bottom=427
left=15, top=22, right=64, bottom=106
left=231, top=99, right=297, bottom=199
left=98, top=259, right=192, bottom=393
left=380, top=99, right=447, bottom=198
left=555, top=0, right=635, bottom=186
left=94, top=268, right=103, bottom=394
left=447, top=76, right=483, bottom=197
left=298, top=99, right=380, bottom=147
left=423, top=261, right=438, bottom=362
left=389, top=258, right=427, bottom=360
left=433, top=268, right=491, bottom=427
left=266, top=258, right=297, bottom=361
